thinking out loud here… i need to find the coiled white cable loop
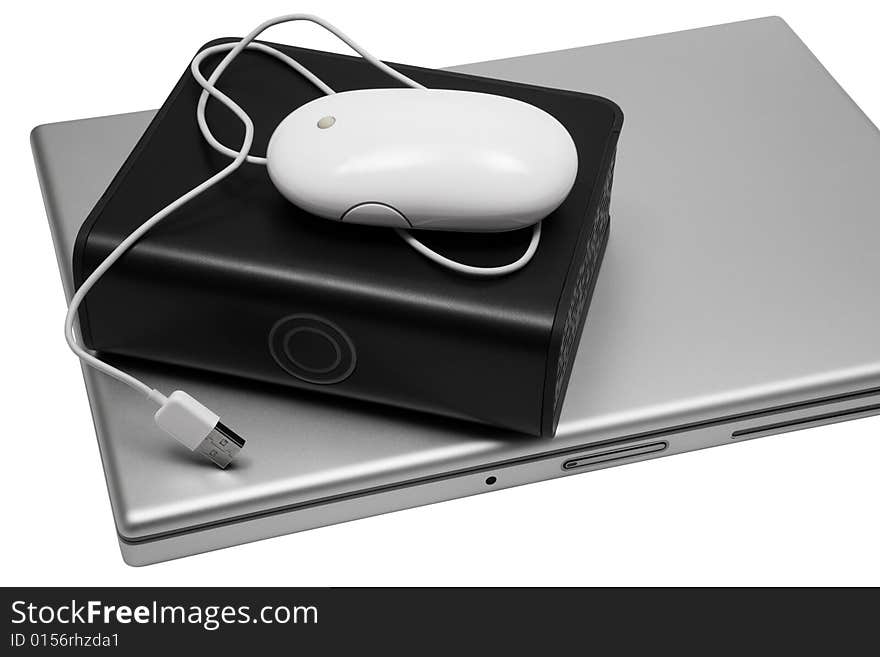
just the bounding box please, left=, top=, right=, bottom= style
left=65, top=13, right=541, bottom=400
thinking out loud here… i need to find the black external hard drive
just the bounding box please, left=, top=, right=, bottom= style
left=74, top=39, right=623, bottom=436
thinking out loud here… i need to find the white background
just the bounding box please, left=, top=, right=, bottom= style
left=2, top=0, right=879, bottom=586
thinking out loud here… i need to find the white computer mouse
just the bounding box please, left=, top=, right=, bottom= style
left=266, top=88, right=578, bottom=232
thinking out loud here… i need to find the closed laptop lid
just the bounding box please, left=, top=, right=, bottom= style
left=33, top=17, right=880, bottom=539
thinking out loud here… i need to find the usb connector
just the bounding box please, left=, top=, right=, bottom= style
left=194, top=421, right=246, bottom=469
left=153, top=391, right=246, bottom=469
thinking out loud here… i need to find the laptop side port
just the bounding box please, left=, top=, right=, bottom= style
left=562, top=441, right=668, bottom=471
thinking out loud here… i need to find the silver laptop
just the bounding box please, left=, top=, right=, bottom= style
left=32, top=17, right=880, bottom=565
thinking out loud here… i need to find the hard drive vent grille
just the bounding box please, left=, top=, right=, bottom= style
left=553, top=150, right=615, bottom=417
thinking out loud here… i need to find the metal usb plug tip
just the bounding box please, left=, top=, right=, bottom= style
left=195, top=422, right=246, bottom=469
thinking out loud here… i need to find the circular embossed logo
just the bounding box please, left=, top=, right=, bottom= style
left=269, top=314, right=356, bottom=385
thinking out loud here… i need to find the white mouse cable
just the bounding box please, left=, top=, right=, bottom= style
left=64, top=14, right=543, bottom=469
left=191, top=14, right=543, bottom=275
left=62, top=51, right=260, bottom=468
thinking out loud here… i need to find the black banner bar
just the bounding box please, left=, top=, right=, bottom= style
left=2, top=588, right=875, bottom=652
